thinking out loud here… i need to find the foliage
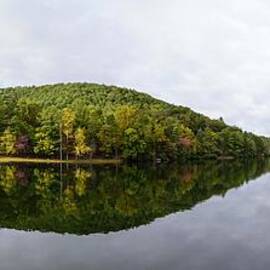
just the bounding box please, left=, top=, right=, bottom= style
left=0, top=128, right=17, bottom=155
left=0, top=82, right=269, bottom=160
left=74, top=128, right=92, bottom=158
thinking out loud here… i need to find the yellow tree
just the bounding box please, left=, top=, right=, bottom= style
left=0, top=128, right=16, bottom=155
left=114, top=105, right=138, bottom=130
left=74, top=127, right=92, bottom=158
left=61, top=108, right=75, bottom=160
left=111, top=105, right=138, bottom=158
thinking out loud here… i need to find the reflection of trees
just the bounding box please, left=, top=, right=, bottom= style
left=0, top=166, right=17, bottom=194
left=75, top=168, right=92, bottom=197
left=34, top=169, right=56, bottom=196
left=33, top=168, right=58, bottom=214
left=62, top=186, right=78, bottom=215
left=0, top=160, right=268, bottom=234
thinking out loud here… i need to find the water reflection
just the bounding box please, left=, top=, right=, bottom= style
left=0, top=160, right=268, bottom=235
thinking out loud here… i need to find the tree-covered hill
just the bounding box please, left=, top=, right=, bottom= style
left=0, top=82, right=269, bottom=161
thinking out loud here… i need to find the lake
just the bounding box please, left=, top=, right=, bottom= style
left=0, top=160, right=270, bottom=270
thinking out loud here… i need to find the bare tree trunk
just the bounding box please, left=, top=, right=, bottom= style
left=59, top=123, right=63, bottom=161
left=59, top=162, right=63, bottom=201
left=153, top=143, right=157, bottom=166
left=115, top=148, right=119, bottom=159
left=66, top=136, right=69, bottom=161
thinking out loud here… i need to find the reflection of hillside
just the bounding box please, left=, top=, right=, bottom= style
left=0, top=160, right=268, bottom=235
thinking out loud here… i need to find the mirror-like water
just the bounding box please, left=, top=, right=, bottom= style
left=0, top=160, right=270, bottom=269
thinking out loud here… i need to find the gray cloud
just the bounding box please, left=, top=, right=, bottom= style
left=1, top=0, right=270, bottom=135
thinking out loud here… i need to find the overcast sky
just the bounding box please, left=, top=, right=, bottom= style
left=1, top=0, right=270, bottom=135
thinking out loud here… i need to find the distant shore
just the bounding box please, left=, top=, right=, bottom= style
left=0, top=157, right=121, bottom=165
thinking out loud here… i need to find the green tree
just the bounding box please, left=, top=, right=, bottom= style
left=197, top=128, right=219, bottom=157
left=98, top=114, right=122, bottom=158
left=34, top=130, right=56, bottom=156
left=34, top=107, right=59, bottom=156
left=12, top=98, right=41, bottom=137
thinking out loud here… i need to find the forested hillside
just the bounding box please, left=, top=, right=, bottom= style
left=0, top=83, right=269, bottom=161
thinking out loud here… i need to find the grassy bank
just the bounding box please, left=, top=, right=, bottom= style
left=0, top=157, right=121, bottom=165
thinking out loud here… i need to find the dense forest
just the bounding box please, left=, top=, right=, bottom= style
left=0, top=82, right=269, bottom=161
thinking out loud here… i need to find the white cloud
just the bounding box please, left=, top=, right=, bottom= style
left=1, top=0, right=270, bottom=135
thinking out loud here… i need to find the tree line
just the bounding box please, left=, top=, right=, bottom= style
left=0, top=82, right=269, bottom=161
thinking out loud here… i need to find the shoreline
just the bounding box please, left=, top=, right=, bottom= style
left=0, top=157, right=121, bottom=165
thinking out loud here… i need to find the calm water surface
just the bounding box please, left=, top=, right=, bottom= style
left=0, top=160, right=270, bottom=270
